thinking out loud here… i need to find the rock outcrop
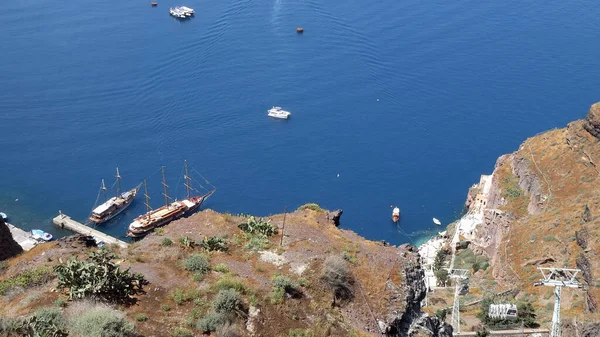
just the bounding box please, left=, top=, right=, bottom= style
left=383, top=244, right=452, bottom=337
left=583, top=102, right=600, bottom=140
left=327, top=209, right=343, bottom=226
left=0, top=218, right=22, bottom=260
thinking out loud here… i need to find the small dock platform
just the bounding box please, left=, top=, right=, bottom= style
left=53, top=213, right=129, bottom=248
left=7, top=223, right=37, bottom=251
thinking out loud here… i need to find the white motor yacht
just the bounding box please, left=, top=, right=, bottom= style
left=268, top=106, right=291, bottom=119
left=179, top=6, right=195, bottom=16
left=169, top=8, right=186, bottom=18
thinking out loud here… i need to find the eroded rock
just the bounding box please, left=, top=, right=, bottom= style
left=0, top=218, right=23, bottom=260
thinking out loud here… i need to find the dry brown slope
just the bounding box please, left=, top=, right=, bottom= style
left=480, top=102, right=600, bottom=322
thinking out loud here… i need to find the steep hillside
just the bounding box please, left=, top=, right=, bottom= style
left=0, top=206, right=450, bottom=337
left=462, top=102, right=600, bottom=327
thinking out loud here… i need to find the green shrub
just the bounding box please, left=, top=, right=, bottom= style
left=243, top=234, right=270, bottom=251
left=54, top=248, right=145, bottom=303
left=238, top=216, right=278, bottom=237
left=196, top=312, right=226, bottom=333
left=212, top=289, right=244, bottom=317
left=288, top=328, right=313, bottom=337
left=54, top=297, right=68, bottom=308
left=320, top=256, right=354, bottom=302
left=0, top=266, right=55, bottom=295
left=213, top=275, right=250, bottom=294
left=135, top=313, right=148, bottom=322
left=200, top=237, right=229, bottom=252
left=161, top=304, right=171, bottom=312
left=33, top=307, right=64, bottom=326
left=183, top=254, right=211, bottom=274
left=297, top=203, right=324, bottom=212
left=67, top=302, right=136, bottom=337
left=161, top=238, right=173, bottom=247
left=155, top=227, right=165, bottom=236
left=272, top=275, right=301, bottom=299
left=171, top=288, right=186, bottom=305
left=171, top=326, right=193, bottom=337
left=178, top=236, right=196, bottom=248
left=543, top=235, right=557, bottom=242
left=212, top=263, right=230, bottom=273
left=15, top=315, right=68, bottom=337
left=435, top=269, right=449, bottom=286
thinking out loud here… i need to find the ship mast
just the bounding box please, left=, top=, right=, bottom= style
left=115, top=167, right=122, bottom=196
left=101, top=179, right=107, bottom=202
left=161, top=166, right=169, bottom=207
left=184, top=160, right=192, bottom=199
left=143, top=179, right=151, bottom=220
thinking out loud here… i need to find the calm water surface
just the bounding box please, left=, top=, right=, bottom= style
left=1, top=0, right=599, bottom=244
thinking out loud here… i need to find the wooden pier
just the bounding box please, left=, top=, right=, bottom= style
left=53, top=213, right=129, bottom=248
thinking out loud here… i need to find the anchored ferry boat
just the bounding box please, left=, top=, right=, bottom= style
left=126, top=161, right=215, bottom=238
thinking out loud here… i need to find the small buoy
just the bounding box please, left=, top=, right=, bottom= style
left=337, top=173, right=340, bottom=177
left=296, top=27, right=304, bottom=33
left=377, top=98, right=379, bottom=101
left=15, top=199, right=19, bottom=202
left=151, top=1, right=158, bottom=6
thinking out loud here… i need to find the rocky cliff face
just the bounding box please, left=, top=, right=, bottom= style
left=382, top=245, right=452, bottom=337
left=0, top=218, right=22, bottom=260
left=464, top=101, right=600, bottom=323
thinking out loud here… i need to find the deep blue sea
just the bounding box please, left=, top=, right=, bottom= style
left=1, top=0, right=599, bottom=245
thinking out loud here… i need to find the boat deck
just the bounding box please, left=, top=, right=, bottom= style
left=53, top=213, right=129, bottom=248
left=7, top=224, right=37, bottom=251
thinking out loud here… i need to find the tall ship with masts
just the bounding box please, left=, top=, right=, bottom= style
left=89, top=168, right=140, bottom=224
left=126, top=161, right=216, bottom=238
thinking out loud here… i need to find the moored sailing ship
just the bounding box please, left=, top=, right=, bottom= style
left=126, top=161, right=215, bottom=238
left=89, top=168, right=139, bottom=224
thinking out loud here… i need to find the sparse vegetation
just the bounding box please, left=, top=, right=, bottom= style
left=161, top=237, right=173, bottom=247
left=134, top=313, right=148, bottom=322
left=161, top=304, right=171, bottom=312
left=212, top=289, right=245, bottom=317
left=200, top=236, right=229, bottom=251
left=243, top=233, right=270, bottom=251
left=212, top=263, right=230, bottom=273
left=297, top=203, right=324, bottom=212
left=271, top=275, right=301, bottom=303
left=287, top=328, right=313, bottom=337
left=196, top=312, right=226, bottom=333
left=238, top=216, right=278, bottom=237
left=213, top=275, right=251, bottom=295
left=171, top=326, right=193, bottom=337
left=320, top=256, right=354, bottom=303
left=179, top=236, right=196, bottom=248
left=67, top=301, right=136, bottom=337
left=54, top=248, right=146, bottom=303
left=154, top=227, right=165, bottom=236
left=0, top=266, right=54, bottom=295
left=183, top=253, right=211, bottom=274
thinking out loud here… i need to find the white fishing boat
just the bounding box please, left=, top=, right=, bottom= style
left=433, top=218, right=441, bottom=225
left=31, top=229, right=53, bottom=242
left=178, top=6, right=195, bottom=16
left=268, top=106, right=291, bottom=119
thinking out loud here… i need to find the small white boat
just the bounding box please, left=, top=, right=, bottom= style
left=268, top=106, right=291, bottom=119
left=169, top=7, right=186, bottom=18
left=0, top=212, right=7, bottom=220
left=178, top=6, right=194, bottom=16
left=433, top=218, right=441, bottom=226
left=392, top=207, right=400, bottom=223
left=31, top=229, right=53, bottom=242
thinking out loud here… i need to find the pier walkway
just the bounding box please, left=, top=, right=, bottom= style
left=7, top=223, right=37, bottom=251
left=52, top=213, right=129, bottom=248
